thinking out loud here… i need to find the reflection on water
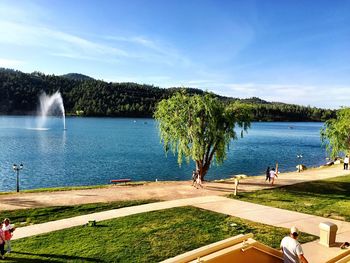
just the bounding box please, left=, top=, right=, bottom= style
left=26, top=128, right=50, bottom=131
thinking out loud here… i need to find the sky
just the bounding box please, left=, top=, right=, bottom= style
left=0, top=0, right=349, bottom=109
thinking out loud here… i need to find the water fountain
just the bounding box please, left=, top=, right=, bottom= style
left=37, top=91, right=66, bottom=130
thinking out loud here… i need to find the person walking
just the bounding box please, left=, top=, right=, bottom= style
left=270, top=168, right=277, bottom=185
left=280, top=226, right=308, bottom=263
left=196, top=170, right=203, bottom=189
left=2, top=218, right=15, bottom=254
left=344, top=155, right=349, bottom=170
left=265, top=166, right=271, bottom=182
left=0, top=222, right=5, bottom=260
left=191, top=170, right=197, bottom=187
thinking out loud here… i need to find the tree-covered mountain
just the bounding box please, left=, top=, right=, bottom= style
left=61, top=73, right=95, bottom=81
left=0, top=68, right=335, bottom=121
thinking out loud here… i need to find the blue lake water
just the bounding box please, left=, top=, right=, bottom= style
left=0, top=116, right=327, bottom=192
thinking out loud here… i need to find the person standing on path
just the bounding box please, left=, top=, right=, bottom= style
left=265, top=166, right=271, bottom=182
left=0, top=222, right=5, bottom=260
left=2, top=218, right=15, bottom=253
left=344, top=155, right=349, bottom=170
left=280, top=226, right=308, bottom=263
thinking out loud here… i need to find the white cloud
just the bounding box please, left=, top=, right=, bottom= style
left=215, top=83, right=350, bottom=109
left=0, top=1, right=131, bottom=62
left=103, top=35, right=192, bottom=67
left=0, top=21, right=129, bottom=60
left=0, top=17, right=191, bottom=68
left=0, top=58, right=25, bottom=67
left=0, top=0, right=50, bottom=25
left=162, top=79, right=349, bottom=109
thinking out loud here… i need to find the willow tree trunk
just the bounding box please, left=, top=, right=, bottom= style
left=196, top=161, right=211, bottom=180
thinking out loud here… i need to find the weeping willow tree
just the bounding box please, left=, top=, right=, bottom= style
left=154, top=92, right=252, bottom=180
left=321, top=107, right=350, bottom=159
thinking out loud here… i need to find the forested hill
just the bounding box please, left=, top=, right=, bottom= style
left=0, top=68, right=335, bottom=121
left=61, top=73, right=95, bottom=81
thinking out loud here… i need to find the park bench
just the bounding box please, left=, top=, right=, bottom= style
left=110, top=179, right=131, bottom=184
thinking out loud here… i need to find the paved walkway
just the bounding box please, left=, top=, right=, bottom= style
left=193, top=198, right=350, bottom=263
left=13, top=195, right=226, bottom=240
left=12, top=195, right=350, bottom=263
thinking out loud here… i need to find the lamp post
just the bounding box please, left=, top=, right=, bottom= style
left=297, top=155, right=303, bottom=172
left=13, top=163, right=23, bottom=192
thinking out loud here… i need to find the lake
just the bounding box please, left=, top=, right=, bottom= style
left=0, top=116, right=327, bottom=192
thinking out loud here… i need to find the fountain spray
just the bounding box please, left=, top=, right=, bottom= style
left=37, top=91, right=66, bottom=130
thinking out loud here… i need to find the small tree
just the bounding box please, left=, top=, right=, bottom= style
left=154, top=91, right=252, bottom=180
left=321, top=107, right=350, bottom=159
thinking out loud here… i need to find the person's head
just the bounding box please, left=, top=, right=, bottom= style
left=3, top=218, right=10, bottom=226
left=290, top=226, right=299, bottom=239
left=271, top=168, right=275, bottom=171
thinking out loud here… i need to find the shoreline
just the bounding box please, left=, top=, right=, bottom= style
left=0, top=164, right=349, bottom=212
left=0, top=114, right=327, bottom=122
left=0, top=163, right=337, bottom=195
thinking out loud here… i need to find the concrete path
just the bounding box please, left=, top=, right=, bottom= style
left=216, top=164, right=350, bottom=192
left=13, top=195, right=350, bottom=262
left=13, top=195, right=226, bottom=240
left=193, top=198, right=350, bottom=238
left=193, top=198, right=350, bottom=263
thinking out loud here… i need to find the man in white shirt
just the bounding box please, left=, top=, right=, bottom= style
left=280, top=226, right=308, bottom=263
left=344, top=155, right=349, bottom=170
left=269, top=168, right=277, bottom=185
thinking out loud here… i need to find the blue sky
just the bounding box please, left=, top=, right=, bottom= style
left=0, top=0, right=349, bottom=108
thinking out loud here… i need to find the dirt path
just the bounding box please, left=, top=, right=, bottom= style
left=0, top=164, right=349, bottom=211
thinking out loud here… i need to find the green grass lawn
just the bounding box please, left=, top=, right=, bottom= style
left=3, top=207, right=316, bottom=263
left=230, top=174, right=350, bottom=221
left=0, top=200, right=158, bottom=227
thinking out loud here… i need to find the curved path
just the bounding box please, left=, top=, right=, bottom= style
left=13, top=195, right=350, bottom=263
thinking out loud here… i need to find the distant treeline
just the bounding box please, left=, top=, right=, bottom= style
left=0, top=68, right=336, bottom=121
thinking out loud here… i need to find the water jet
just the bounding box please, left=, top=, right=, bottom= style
left=37, top=91, right=66, bottom=130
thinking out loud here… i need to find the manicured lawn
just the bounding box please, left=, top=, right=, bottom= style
left=4, top=207, right=316, bottom=263
left=230, top=174, right=350, bottom=221
left=0, top=200, right=158, bottom=227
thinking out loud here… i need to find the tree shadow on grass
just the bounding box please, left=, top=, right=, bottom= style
left=234, top=194, right=295, bottom=203
left=234, top=180, right=350, bottom=206
left=4, top=256, right=59, bottom=263
left=8, top=251, right=102, bottom=262
left=286, top=180, right=350, bottom=196
left=279, top=181, right=350, bottom=202
left=83, top=224, right=109, bottom=229
left=244, top=180, right=350, bottom=201
left=0, top=198, right=44, bottom=208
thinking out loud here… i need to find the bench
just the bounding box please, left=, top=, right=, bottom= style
left=110, top=179, right=131, bottom=184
